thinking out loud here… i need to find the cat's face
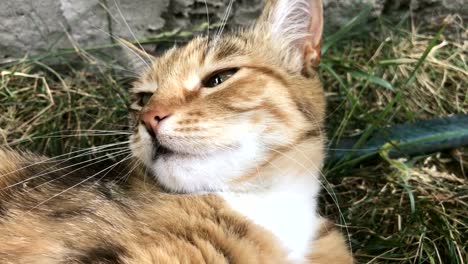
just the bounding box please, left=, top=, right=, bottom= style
left=129, top=0, right=325, bottom=193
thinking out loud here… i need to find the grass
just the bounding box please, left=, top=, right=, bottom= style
left=320, top=13, right=467, bottom=263
left=1, top=10, right=467, bottom=264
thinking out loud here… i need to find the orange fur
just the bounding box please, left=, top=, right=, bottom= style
left=308, top=220, right=354, bottom=263
left=0, top=0, right=354, bottom=262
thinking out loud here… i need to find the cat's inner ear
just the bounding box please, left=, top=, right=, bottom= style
left=117, top=38, right=155, bottom=74
left=256, top=0, right=323, bottom=73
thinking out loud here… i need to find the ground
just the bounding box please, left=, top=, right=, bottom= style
left=0, top=10, right=466, bottom=264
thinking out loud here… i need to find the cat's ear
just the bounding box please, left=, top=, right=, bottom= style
left=117, top=38, right=155, bottom=74
left=255, top=0, right=323, bottom=73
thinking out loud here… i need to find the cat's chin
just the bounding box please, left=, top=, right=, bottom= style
left=151, top=141, right=176, bottom=158
left=142, top=140, right=262, bottom=193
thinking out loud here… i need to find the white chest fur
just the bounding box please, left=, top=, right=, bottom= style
left=219, top=182, right=321, bottom=263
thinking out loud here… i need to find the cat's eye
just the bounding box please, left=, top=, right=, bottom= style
left=202, top=68, right=239, bottom=88
left=138, top=92, right=153, bottom=106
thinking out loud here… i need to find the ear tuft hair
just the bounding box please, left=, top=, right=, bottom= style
left=270, top=0, right=312, bottom=48
left=256, top=0, right=323, bottom=73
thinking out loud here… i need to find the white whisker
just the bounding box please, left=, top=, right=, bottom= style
left=0, top=141, right=130, bottom=179
left=3, top=148, right=131, bottom=190
left=24, top=150, right=132, bottom=193
left=23, top=153, right=134, bottom=216
left=91, top=26, right=151, bottom=74
left=212, top=0, right=234, bottom=46
left=289, top=144, right=352, bottom=251
left=109, top=157, right=141, bottom=186
left=262, top=143, right=352, bottom=251
left=203, top=0, right=211, bottom=39
left=112, top=0, right=153, bottom=70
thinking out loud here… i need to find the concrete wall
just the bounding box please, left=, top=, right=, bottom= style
left=0, top=0, right=464, bottom=59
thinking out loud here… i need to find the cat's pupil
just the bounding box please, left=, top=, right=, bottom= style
left=213, top=76, right=222, bottom=86
left=203, top=68, right=238, bottom=88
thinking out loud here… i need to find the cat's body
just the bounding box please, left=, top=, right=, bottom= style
left=0, top=0, right=353, bottom=263
left=0, top=148, right=351, bottom=264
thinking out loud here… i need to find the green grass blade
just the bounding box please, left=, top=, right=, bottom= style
left=349, top=69, right=394, bottom=91
left=322, top=6, right=372, bottom=55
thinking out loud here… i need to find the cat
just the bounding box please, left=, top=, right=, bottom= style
left=0, top=0, right=353, bottom=263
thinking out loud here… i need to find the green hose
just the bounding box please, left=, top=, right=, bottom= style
left=327, top=114, right=468, bottom=164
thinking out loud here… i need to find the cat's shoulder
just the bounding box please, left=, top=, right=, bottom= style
left=0, top=148, right=44, bottom=189
left=0, top=148, right=34, bottom=170
left=308, top=219, right=354, bottom=263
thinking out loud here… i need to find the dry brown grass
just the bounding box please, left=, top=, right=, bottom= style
left=0, top=12, right=466, bottom=264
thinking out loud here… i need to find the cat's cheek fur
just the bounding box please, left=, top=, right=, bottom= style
left=156, top=111, right=262, bottom=155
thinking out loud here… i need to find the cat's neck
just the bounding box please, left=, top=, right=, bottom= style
left=219, top=138, right=324, bottom=263
left=229, top=137, right=324, bottom=194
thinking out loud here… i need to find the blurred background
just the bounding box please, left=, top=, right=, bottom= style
left=1, top=0, right=467, bottom=263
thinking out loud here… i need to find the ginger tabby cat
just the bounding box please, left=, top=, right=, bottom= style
left=0, top=0, right=353, bottom=263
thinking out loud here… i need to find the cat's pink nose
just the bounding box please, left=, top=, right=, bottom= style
left=140, top=107, right=172, bottom=136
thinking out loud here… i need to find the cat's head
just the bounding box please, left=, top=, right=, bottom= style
left=129, top=0, right=325, bottom=193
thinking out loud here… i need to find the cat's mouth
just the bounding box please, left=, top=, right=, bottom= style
left=151, top=138, right=175, bottom=159
left=136, top=122, right=241, bottom=161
